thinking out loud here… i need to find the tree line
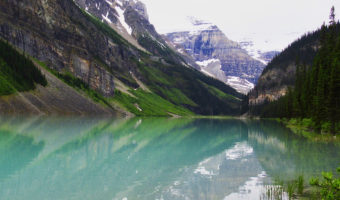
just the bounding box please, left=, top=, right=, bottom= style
left=0, top=39, right=47, bottom=95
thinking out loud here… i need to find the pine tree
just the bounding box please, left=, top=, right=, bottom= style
left=330, top=6, right=336, bottom=25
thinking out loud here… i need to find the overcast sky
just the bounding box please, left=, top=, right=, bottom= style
left=141, top=0, right=340, bottom=51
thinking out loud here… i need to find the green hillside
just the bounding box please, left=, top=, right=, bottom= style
left=72, top=2, right=244, bottom=116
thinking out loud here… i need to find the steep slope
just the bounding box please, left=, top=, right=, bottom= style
left=0, top=0, right=243, bottom=116
left=248, top=27, right=327, bottom=105
left=165, top=17, right=266, bottom=94
left=0, top=60, right=118, bottom=115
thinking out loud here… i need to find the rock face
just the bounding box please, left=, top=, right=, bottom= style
left=0, top=0, right=125, bottom=96
left=166, top=18, right=266, bottom=94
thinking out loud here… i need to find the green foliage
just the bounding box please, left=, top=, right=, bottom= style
left=310, top=167, right=340, bottom=200
left=286, top=181, right=296, bottom=199
left=0, top=40, right=47, bottom=95
left=297, top=175, right=305, bottom=195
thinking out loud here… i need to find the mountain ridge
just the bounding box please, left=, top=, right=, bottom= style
left=0, top=0, right=243, bottom=116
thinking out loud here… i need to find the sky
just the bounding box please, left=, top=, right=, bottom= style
left=141, top=0, right=340, bottom=51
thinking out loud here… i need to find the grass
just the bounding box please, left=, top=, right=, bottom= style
left=137, top=60, right=243, bottom=115
left=199, top=81, right=241, bottom=102
left=111, top=89, right=193, bottom=116
left=261, top=185, right=285, bottom=200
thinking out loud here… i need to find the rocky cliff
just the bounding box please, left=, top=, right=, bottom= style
left=0, top=0, right=145, bottom=97
left=166, top=18, right=266, bottom=94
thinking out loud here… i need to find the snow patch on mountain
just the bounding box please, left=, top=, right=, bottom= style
left=240, top=41, right=267, bottom=64
left=239, top=39, right=280, bottom=65
left=196, top=59, right=220, bottom=67
left=115, top=5, right=132, bottom=35
left=196, top=59, right=254, bottom=94
left=105, top=0, right=112, bottom=6
left=226, top=76, right=254, bottom=94
left=102, top=11, right=112, bottom=23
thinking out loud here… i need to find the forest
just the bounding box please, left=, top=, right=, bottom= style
left=249, top=8, right=340, bottom=134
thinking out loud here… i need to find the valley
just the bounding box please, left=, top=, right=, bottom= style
left=0, top=1, right=339, bottom=199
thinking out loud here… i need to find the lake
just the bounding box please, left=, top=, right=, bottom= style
left=0, top=117, right=338, bottom=200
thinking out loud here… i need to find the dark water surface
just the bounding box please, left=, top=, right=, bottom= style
left=0, top=117, right=338, bottom=200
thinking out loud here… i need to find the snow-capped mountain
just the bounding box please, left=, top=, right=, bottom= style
left=74, top=0, right=196, bottom=67
left=165, top=17, right=266, bottom=94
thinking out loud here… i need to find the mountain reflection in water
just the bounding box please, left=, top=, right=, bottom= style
left=0, top=117, right=338, bottom=200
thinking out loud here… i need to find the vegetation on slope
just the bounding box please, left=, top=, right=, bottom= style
left=33, top=59, right=112, bottom=109
left=255, top=22, right=340, bottom=92
left=35, top=58, right=193, bottom=116
left=72, top=1, right=244, bottom=116
left=137, top=59, right=243, bottom=115
left=0, top=40, right=47, bottom=95
left=250, top=8, right=340, bottom=134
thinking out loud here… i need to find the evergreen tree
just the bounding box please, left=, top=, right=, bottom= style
left=330, top=6, right=336, bottom=25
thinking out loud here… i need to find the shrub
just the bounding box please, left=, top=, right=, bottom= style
left=310, top=167, right=340, bottom=200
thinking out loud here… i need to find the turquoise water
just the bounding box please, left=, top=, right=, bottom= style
left=0, top=117, right=338, bottom=200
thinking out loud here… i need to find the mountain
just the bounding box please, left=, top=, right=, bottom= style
left=165, top=17, right=267, bottom=94
left=0, top=0, right=243, bottom=116
left=248, top=28, right=324, bottom=106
